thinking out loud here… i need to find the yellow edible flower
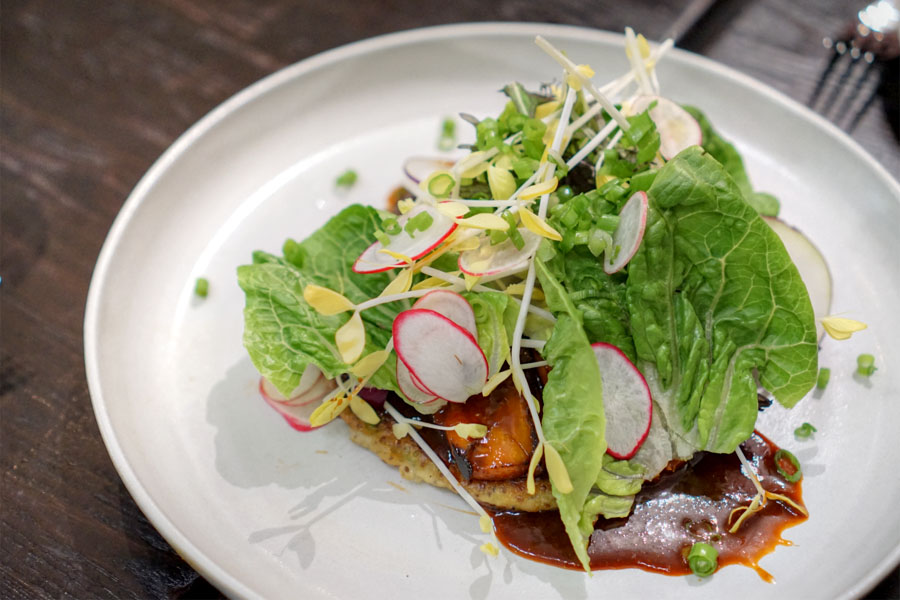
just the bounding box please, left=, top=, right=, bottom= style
left=519, top=208, right=562, bottom=241
left=518, top=176, right=558, bottom=201
left=821, top=316, right=868, bottom=340
left=303, top=285, right=355, bottom=316
left=350, top=395, right=380, bottom=425
left=335, top=311, right=365, bottom=364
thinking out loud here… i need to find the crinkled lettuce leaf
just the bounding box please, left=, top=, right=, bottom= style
left=684, top=105, right=779, bottom=216
left=238, top=205, right=401, bottom=397
left=534, top=257, right=606, bottom=572
left=627, top=147, right=817, bottom=454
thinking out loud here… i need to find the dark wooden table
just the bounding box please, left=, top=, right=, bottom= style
left=2, top=1, right=898, bottom=598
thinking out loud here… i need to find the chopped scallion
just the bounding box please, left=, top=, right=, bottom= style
left=194, top=277, right=209, bottom=298
left=335, top=169, right=357, bottom=187
left=857, top=353, right=876, bottom=376
left=427, top=173, right=455, bottom=198
left=438, top=117, right=456, bottom=151
left=794, top=422, right=817, bottom=439
left=382, top=217, right=402, bottom=236
left=404, top=211, right=433, bottom=237
left=816, top=367, right=830, bottom=389
left=686, top=542, right=718, bottom=577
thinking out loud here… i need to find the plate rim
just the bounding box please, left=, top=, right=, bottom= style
left=83, top=21, right=900, bottom=600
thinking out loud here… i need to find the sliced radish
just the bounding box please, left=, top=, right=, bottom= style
left=458, top=228, right=541, bottom=277
left=259, top=376, right=335, bottom=431
left=412, top=289, right=477, bottom=337
left=403, top=156, right=455, bottom=184
left=396, top=359, right=441, bottom=405
left=260, top=364, right=322, bottom=403
left=764, top=217, right=833, bottom=341
left=393, top=308, right=488, bottom=403
left=353, top=204, right=457, bottom=274
left=604, top=191, right=648, bottom=274
left=591, top=343, right=652, bottom=459
left=629, top=95, right=702, bottom=160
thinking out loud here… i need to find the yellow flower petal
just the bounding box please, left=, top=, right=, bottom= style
left=456, top=213, right=510, bottom=231
left=436, top=201, right=469, bottom=219
left=821, top=316, right=868, bottom=340
left=350, top=349, right=391, bottom=378
left=336, top=311, right=365, bottom=364
left=534, top=100, right=560, bottom=120
left=487, top=165, right=516, bottom=200
left=543, top=442, right=573, bottom=494
left=565, top=64, right=594, bottom=90
left=637, top=34, right=650, bottom=59
left=303, top=284, right=355, bottom=316
left=482, top=369, right=511, bottom=396
left=453, top=423, right=488, bottom=439
left=519, top=208, right=562, bottom=241
left=379, top=267, right=413, bottom=297
left=463, top=273, right=480, bottom=291
left=392, top=422, right=411, bottom=439
left=518, top=176, right=559, bottom=201
left=504, top=283, right=544, bottom=301
left=457, top=150, right=492, bottom=179
left=309, top=393, right=352, bottom=427
left=479, top=543, right=499, bottom=557
left=350, top=395, right=380, bottom=425
left=397, top=198, right=416, bottom=214
left=479, top=515, right=493, bottom=534
left=526, top=441, right=544, bottom=495
left=411, top=276, right=450, bottom=291
left=378, top=248, right=413, bottom=264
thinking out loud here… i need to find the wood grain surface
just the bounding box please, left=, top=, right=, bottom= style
left=2, top=0, right=898, bottom=598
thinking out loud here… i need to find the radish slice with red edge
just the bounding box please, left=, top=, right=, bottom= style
left=393, top=308, right=488, bottom=403
left=353, top=204, right=457, bottom=274
left=764, top=216, right=833, bottom=341
left=458, top=228, right=541, bottom=277
left=604, top=191, right=648, bottom=275
left=403, top=157, right=455, bottom=184
left=629, top=95, right=702, bottom=160
left=259, top=377, right=335, bottom=431
left=396, top=359, right=441, bottom=405
left=591, top=343, right=652, bottom=459
left=412, top=289, right=477, bottom=336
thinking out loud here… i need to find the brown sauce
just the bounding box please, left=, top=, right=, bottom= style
left=489, top=432, right=806, bottom=580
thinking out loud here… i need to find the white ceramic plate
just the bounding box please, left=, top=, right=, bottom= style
left=85, top=23, right=900, bottom=600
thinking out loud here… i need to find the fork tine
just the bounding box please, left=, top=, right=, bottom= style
left=808, top=38, right=847, bottom=107
left=833, top=52, right=879, bottom=128
left=816, top=45, right=866, bottom=118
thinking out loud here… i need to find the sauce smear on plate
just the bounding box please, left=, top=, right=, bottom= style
left=489, top=432, right=805, bottom=580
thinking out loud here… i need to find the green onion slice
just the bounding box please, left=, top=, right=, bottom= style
left=194, top=277, right=209, bottom=298
left=427, top=173, right=456, bottom=198
left=335, top=169, right=357, bottom=187
left=816, top=367, right=830, bottom=390
left=686, top=542, right=718, bottom=577
left=774, top=449, right=802, bottom=483
left=794, top=422, right=817, bottom=439
left=857, top=353, right=876, bottom=376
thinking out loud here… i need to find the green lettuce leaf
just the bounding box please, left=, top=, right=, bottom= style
left=535, top=257, right=606, bottom=572
left=626, top=147, right=817, bottom=453
left=684, top=105, right=780, bottom=216
left=462, top=291, right=511, bottom=376
left=238, top=205, right=401, bottom=396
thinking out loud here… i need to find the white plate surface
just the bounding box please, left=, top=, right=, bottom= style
left=85, top=23, right=900, bottom=600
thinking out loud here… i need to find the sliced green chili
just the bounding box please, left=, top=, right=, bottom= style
left=427, top=173, right=455, bottom=198
left=774, top=449, right=802, bottom=483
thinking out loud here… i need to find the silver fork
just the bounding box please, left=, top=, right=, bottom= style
left=808, top=0, right=900, bottom=131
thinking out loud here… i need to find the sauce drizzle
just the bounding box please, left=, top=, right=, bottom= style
left=489, top=432, right=806, bottom=579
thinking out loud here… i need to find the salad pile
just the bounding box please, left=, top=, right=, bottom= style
left=238, top=31, right=821, bottom=573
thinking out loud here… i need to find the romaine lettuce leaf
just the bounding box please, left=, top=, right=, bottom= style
left=534, top=257, right=606, bottom=572
left=238, top=205, right=401, bottom=397
left=627, top=147, right=817, bottom=453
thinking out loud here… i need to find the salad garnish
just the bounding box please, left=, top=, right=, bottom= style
left=237, top=29, right=832, bottom=577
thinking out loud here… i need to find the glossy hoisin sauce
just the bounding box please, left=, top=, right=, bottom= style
left=488, top=432, right=805, bottom=580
